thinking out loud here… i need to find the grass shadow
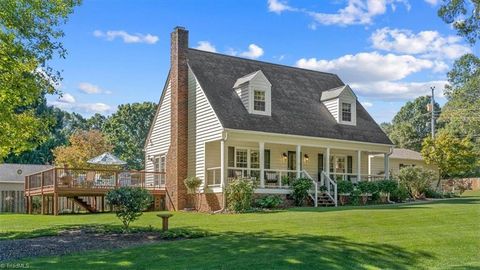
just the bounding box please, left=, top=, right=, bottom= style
left=16, top=230, right=436, bottom=269
left=0, top=224, right=210, bottom=241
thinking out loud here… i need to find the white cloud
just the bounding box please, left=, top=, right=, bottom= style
left=78, top=82, right=111, bottom=94
left=50, top=101, right=113, bottom=114
left=361, top=101, right=373, bottom=108
left=296, top=51, right=449, bottom=100
left=195, top=41, right=217, bottom=52
left=267, top=0, right=296, bottom=14
left=239, top=44, right=264, bottom=59
left=296, top=51, right=438, bottom=83
left=268, top=0, right=410, bottom=26
left=424, top=0, right=439, bottom=6
left=93, top=30, right=159, bottom=44
left=351, top=80, right=447, bottom=100
left=371, top=27, right=471, bottom=59
left=57, top=93, right=76, bottom=104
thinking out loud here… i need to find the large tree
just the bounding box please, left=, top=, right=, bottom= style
left=103, top=102, right=157, bottom=170
left=0, top=0, right=81, bottom=160
left=384, top=96, right=441, bottom=151
left=4, top=105, right=93, bottom=164
left=422, top=130, right=477, bottom=187
left=438, top=0, right=480, bottom=45
left=53, top=130, right=113, bottom=168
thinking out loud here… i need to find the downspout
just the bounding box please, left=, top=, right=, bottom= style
left=213, top=130, right=228, bottom=214
left=386, top=146, right=395, bottom=204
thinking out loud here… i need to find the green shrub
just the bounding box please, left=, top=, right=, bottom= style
left=255, top=195, right=283, bottom=209
left=425, top=188, right=444, bottom=198
left=106, top=187, right=152, bottom=232
left=390, top=185, right=409, bottom=202
left=184, top=176, right=202, bottom=210
left=357, top=181, right=378, bottom=194
left=291, top=178, right=313, bottom=206
left=281, top=175, right=293, bottom=186
left=377, top=180, right=397, bottom=194
left=226, top=178, right=255, bottom=212
left=397, top=167, right=435, bottom=199
left=350, top=189, right=362, bottom=205
left=337, top=180, right=354, bottom=194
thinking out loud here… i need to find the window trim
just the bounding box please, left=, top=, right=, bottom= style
left=341, top=102, right=352, bottom=122
left=253, top=89, right=266, bottom=112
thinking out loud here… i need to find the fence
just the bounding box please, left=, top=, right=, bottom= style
left=0, top=190, right=25, bottom=213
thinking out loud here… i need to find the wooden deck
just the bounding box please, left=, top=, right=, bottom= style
left=25, top=168, right=167, bottom=215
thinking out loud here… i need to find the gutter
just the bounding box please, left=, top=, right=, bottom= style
left=386, top=146, right=395, bottom=204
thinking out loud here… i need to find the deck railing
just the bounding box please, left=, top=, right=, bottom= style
left=25, top=167, right=166, bottom=194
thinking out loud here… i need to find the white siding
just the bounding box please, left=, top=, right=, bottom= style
left=188, top=67, right=223, bottom=183
left=233, top=70, right=272, bottom=116
left=248, top=74, right=272, bottom=116
left=235, top=84, right=249, bottom=111
left=323, top=98, right=339, bottom=121
left=338, top=90, right=357, bottom=126
left=369, top=156, right=437, bottom=177
left=145, top=80, right=171, bottom=175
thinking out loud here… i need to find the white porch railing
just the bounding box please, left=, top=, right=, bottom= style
left=227, top=167, right=261, bottom=186
left=321, top=171, right=338, bottom=207
left=302, top=170, right=318, bottom=207
left=263, top=169, right=296, bottom=188
left=226, top=167, right=296, bottom=189
left=329, top=173, right=386, bottom=183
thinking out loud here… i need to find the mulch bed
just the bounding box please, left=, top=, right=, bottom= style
left=0, top=229, right=170, bottom=262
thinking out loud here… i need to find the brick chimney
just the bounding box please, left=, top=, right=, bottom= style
left=166, top=26, right=189, bottom=211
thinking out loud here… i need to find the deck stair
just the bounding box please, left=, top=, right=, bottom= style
left=72, top=196, right=98, bottom=213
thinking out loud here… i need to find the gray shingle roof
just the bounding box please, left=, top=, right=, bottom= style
left=0, top=164, right=53, bottom=182
left=372, top=148, right=424, bottom=160
left=187, top=49, right=393, bottom=145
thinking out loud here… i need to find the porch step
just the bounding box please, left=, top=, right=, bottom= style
left=72, top=196, right=98, bottom=213
left=312, top=193, right=336, bottom=207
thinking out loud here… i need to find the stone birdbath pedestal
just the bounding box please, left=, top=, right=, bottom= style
left=157, top=213, right=173, bottom=231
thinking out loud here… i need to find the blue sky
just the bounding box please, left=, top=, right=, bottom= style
left=48, top=0, right=479, bottom=123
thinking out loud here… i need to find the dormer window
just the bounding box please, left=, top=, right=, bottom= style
left=233, top=70, right=272, bottom=116
left=254, top=90, right=266, bottom=111
left=341, top=102, right=352, bottom=122
left=321, top=85, right=357, bottom=126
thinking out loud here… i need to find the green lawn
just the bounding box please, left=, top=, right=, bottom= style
left=1, top=191, right=479, bottom=269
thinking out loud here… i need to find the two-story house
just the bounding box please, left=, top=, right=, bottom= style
left=145, top=27, right=394, bottom=211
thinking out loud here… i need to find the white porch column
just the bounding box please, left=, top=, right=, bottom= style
left=384, top=153, right=390, bottom=179
left=296, top=145, right=301, bottom=178
left=259, top=141, right=265, bottom=188
left=325, top=147, right=331, bottom=178
left=220, top=140, right=225, bottom=188
left=357, top=150, right=361, bottom=182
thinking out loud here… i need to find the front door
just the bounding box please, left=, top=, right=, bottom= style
left=287, top=151, right=296, bottom=178
left=318, top=153, right=324, bottom=182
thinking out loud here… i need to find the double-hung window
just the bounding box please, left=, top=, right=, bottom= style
left=341, top=103, right=352, bottom=122
left=253, top=90, right=266, bottom=111
left=154, top=155, right=166, bottom=185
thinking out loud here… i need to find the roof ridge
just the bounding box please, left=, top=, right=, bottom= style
left=187, top=48, right=342, bottom=79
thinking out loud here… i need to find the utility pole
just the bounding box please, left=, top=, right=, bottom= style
left=430, top=86, right=435, bottom=139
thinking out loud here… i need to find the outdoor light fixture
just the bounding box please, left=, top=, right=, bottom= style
left=304, top=154, right=309, bottom=161
left=282, top=152, right=287, bottom=159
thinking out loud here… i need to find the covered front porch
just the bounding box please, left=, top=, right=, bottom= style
left=203, top=130, right=392, bottom=202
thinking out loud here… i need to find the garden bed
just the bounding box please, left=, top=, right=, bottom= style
left=0, top=226, right=207, bottom=262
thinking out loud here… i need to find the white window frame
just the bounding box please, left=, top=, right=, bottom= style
left=341, top=102, right=352, bottom=122
left=154, top=154, right=166, bottom=185
left=253, top=90, right=266, bottom=112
